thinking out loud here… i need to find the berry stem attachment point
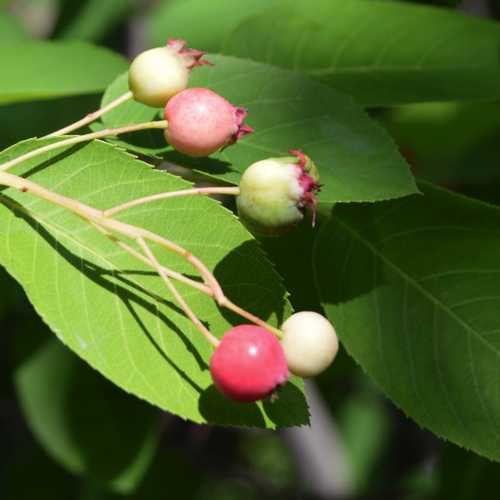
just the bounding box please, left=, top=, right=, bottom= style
left=45, top=91, right=134, bottom=138
left=104, top=186, right=241, bottom=217
left=137, top=237, right=220, bottom=348
left=220, top=300, right=283, bottom=339
left=98, top=226, right=281, bottom=337
left=0, top=120, right=168, bottom=173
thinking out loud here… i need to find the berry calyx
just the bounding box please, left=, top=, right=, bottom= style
left=281, top=311, right=338, bottom=378
left=210, top=325, right=289, bottom=402
left=163, top=88, right=253, bottom=157
left=236, top=150, right=321, bottom=236
left=128, top=39, right=210, bottom=108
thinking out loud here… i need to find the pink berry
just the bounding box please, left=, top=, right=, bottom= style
left=163, top=88, right=253, bottom=157
left=210, top=325, right=289, bottom=402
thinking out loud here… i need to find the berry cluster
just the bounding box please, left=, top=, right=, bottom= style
left=128, top=40, right=338, bottom=403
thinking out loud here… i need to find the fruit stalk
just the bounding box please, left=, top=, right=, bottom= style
left=45, top=91, right=134, bottom=138
left=0, top=170, right=281, bottom=344
left=104, top=186, right=241, bottom=217
left=0, top=120, right=168, bottom=173
left=137, top=237, right=220, bottom=347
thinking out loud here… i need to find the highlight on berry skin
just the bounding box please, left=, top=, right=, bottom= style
left=128, top=39, right=211, bottom=108
left=163, top=87, right=253, bottom=157
left=236, top=150, right=321, bottom=237
left=210, top=324, right=289, bottom=403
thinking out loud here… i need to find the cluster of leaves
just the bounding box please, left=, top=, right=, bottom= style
left=2, top=0, right=500, bottom=497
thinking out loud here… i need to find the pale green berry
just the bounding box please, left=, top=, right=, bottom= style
left=236, top=150, right=320, bottom=236
left=281, top=311, right=338, bottom=377
left=128, top=40, right=209, bottom=108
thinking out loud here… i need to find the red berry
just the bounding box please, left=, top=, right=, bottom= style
left=210, top=325, right=289, bottom=402
left=163, top=88, right=253, bottom=157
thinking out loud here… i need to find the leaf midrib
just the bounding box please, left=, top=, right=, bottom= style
left=336, top=216, right=500, bottom=358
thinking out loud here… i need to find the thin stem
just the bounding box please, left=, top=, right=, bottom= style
left=89, top=220, right=211, bottom=296
left=95, top=223, right=282, bottom=337
left=137, top=237, right=220, bottom=348
left=222, top=300, right=283, bottom=338
left=0, top=171, right=282, bottom=339
left=45, top=91, right=134, bottom=138
left=116, top=240, right=212, bottom=295
left=0, top=120, right=168, bottom=173
left=0, top=170, right=222, bottom=300
left=104, top=186, right=241, bottom=217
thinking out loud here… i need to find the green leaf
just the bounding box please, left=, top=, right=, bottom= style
left=314, top=182, right=500, bottom=460
left=0, top=11, right=26, bottom=41
left=99, top=57, right=417, bottom=204
left=14, top=334, right=159, bottom=493
left=0, top=41, right=127, bottom=105
left=148, top=0, right=275, bottom=51
left=58, top=0, right=135, bottom=42
left=0, top=138, right=305, bottom=427
left=148, top=0, right=500, bottom=106
left=381, top=101, right=500, bottom=203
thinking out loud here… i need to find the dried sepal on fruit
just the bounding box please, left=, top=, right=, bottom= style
left=163, top=87, right=253, bottom=157
left=236, top=150, right=321, bottom=236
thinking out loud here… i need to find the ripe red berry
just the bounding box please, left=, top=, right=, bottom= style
left=163, top=88, right=253, bottom=157
left=210, top=325, right=289, bottom=402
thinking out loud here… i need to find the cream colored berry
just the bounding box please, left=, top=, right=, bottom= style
left=281, top=311, right=338, bottom=377
left=128, top=47, right=190, bottom=107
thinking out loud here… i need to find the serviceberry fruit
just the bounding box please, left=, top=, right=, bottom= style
left=128, top=39, right=210, bottom=108
left=164, top=88, right=253, bottom=157
left=281, top=311, right=338, bottom=378
left=210, top=324, right=289, bottom=402
left=236, top=150, right=320, bottom=236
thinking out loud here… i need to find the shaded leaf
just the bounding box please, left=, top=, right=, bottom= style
left=381, top=101, right=500, bottom=203
left=314, top=182, right=500, bottom=460
left=0, top=11, right=26, bottom=41
left=148, top=0, right=500, bottom=106
left=57, top=0, right=134, bottom=42
left=14, top=335, right=159, bottom=493
left=433, top=443, right=500, bottom=499
left=99, top=56, right=417, bottom=204
left=0, top=41, right=127, bottom=105
left=0, top=94, right=101, bottom=151
left=0, top=138, right=305, bottom=427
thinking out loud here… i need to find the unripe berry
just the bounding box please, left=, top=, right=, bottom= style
left=281, top=311, right=338, bottom=378
left=236, top=150, right=320, bottom=236
left=210, top=325, right=289, bottom=402
left=164, top=88, right=253, bottom=157
left=128, top=39, right=210, bottom=108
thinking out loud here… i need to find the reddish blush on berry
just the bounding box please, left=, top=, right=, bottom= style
left=164, top=88, right=253, bottom=157
left=210, top=325, right=289, bottom=402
